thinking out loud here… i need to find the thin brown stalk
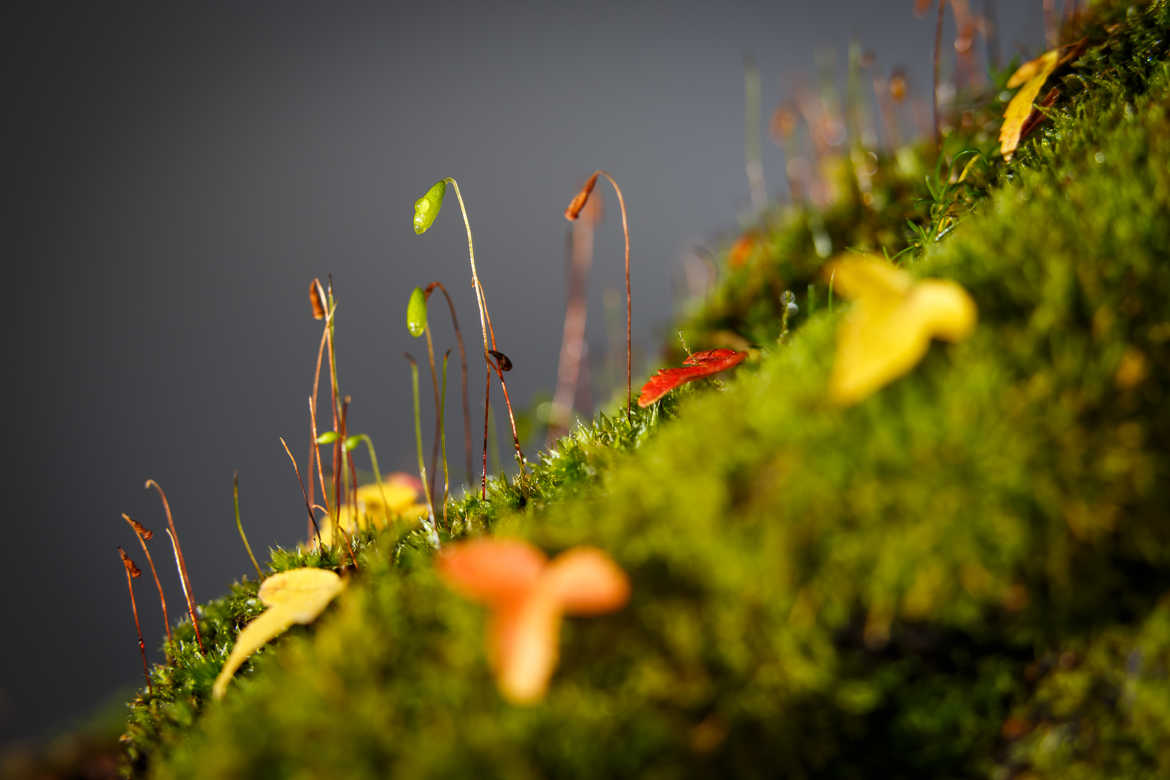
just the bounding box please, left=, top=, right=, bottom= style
left=325, top=278, right=342, bottom=432
left=488, top=354, right=524, bottom=468
left=443, top=178, right=527, bottom=486
left=162, top=530, right=201, bottom=655
left=424, top=281, right=472, bottom=486
left=118, top=547, right=150, bottom=692
left=330, top=424, right=342, bottom=552
left=481, top=369, right=491, bottom=498
left=122, top=513, right=172, bottom=656
left=933, top=0, right=947, bottom=153
left=307, top=308, right=331, bottom=539
left=145, top=479, right=204, bottom=654
left=565, top=170, right=632, bottom=421
left=323, top=287, right=344, bottom=549
left=477, top=300, right=525, bottom=469
left=549, top=192, right=597, bottom=443
left=279, top=436, right=322, bottom=548
left=308, top=397, right=327, bottom=514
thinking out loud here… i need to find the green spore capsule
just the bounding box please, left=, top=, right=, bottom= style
left=315, top=431, right=340, bottom=445
left=406, top=286, right=428, bottom=337
left=413, top=180, right=446, bottom=235
left=343, top=435, right=363, bottom=453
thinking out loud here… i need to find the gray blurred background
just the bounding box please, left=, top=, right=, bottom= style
left=3, top=0, right=1042, bottom=747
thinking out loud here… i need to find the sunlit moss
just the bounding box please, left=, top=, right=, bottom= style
left=122, top=2, right=1170, bottom=776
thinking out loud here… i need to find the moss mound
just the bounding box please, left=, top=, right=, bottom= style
left=123, top=2, right=1170, bottom=776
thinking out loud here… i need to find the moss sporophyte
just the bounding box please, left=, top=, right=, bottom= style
left=115, top=4, right=1170, bottom=775
left=414, top=178, right=526, bottom=497
left=564, top=171, right=633, bottom=420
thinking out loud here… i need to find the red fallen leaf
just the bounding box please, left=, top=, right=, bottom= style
left=637, top=348, right=747, bottom=407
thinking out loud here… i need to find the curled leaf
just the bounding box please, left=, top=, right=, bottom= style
left=999, top=49, right=1060, bottom=160
left=406, top=286, right=428, bottom=338
left=413, top=180, right=446, bottom=235
left=637, top=348, right=747, bottom=407
left=438, top=540, right=629, bottom=703
left=827, top=256, right=976, bottom=406
left=212, top=568, right=345, bottom=699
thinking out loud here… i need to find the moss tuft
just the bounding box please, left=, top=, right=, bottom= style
left=120, top=2, right=1170, bottom=776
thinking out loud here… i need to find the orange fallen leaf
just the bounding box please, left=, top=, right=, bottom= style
left=438, top=539, right=629, bottom=703
left=637, top=348, right=747, bottom=407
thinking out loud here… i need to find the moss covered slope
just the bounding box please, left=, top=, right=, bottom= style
left=133, top=2, right=1170, bottom=776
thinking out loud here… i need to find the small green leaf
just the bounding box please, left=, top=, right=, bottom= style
left=343, top=435, right=363, bottom=453
left=413, top=180, right=446, bottom=235
left=406, top=286, right=428, bottom=337
left=316, top=431, right=340, bottom=445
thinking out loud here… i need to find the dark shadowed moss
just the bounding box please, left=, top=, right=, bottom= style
left=120, top=2, right=1170, bottom=777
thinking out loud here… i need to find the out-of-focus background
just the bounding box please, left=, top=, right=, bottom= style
left=3, top=0, right=1042, bottom=749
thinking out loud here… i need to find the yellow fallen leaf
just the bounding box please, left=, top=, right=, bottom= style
left=827, top=256, right=976, bottom=406
left=212, top=568, right=345, bottom=700
left=999, top=49, right=1060, bottom=159
left=316, top=472, right=425, bottom=546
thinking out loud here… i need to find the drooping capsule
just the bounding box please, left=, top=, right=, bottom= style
left=564, top=172, right=600, bottom=221
left=413, top=180, right=447, bottom=235
left=406, top=286, right=428, bottom=337
left=488, top=349, right=513, bottom=372
left=309, top=278, right=328, bottom=320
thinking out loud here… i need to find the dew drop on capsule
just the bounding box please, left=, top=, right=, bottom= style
left=413, top=180, right=446, bottom=234
left=406, top=286, right=428, bottom=337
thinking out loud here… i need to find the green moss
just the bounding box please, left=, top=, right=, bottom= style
left=123, top=2, right=1170, bottom=776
